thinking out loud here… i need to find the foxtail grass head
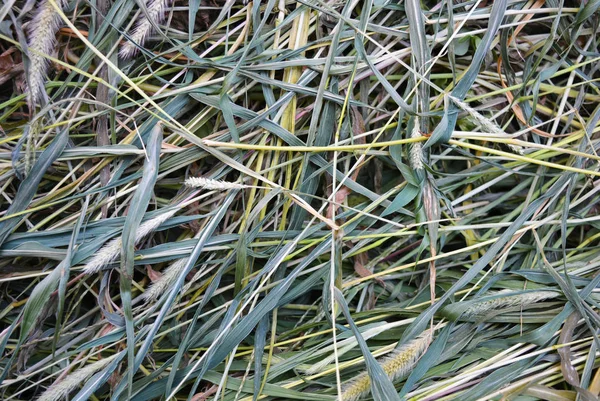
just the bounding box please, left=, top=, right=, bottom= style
left=36, top=354, right=118, bottom=401
left=409, top=116, right=424, bottom=173
left=339, top=329, right=432, bottom=401
left=450, top=95, right=504, bottom=136
left=143, top=257, right=188, bottom=301
left=25, top=0, right=67, bottom=108
left=83, top=208, right=179, bottom=274
left=441, top=290, right=560, bottom=321
left=184, top=177, right=250, bottom=191
left=120, top=0, right=170, bottom=59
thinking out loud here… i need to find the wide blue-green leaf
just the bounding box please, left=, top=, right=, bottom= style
left=120, top=123, right=163, bottom=394
left=0, top=128, right=69, bottom=246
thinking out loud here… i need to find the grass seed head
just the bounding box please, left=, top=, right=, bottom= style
left=26, top=0, right=67, bottom=107
left=461, top=290, right=559, bottom=318
left=451, top=96, right=505, bottom=136
left=184, top=177, right=249, bottom=190
left=409, top=116, right=424, bottom=172
left=143, top=257, right=188, bottom=301
left=339, top=329, right=433, bottom=401
left=83, top=208, right=179, bottom=274
left=37, top=354, right=118, bottom=401
left=120, top=0, right=170, bottom=59
left=442, top=290, right=561, bottom=321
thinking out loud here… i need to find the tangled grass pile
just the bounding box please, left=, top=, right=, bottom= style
left=1, top=0, right=600, bottom=400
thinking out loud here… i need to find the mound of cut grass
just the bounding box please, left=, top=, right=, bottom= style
left=1, top=0, right=600, bottom=400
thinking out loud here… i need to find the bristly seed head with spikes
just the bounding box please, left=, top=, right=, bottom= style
left=120, top=0, right=171, bottom=59
left=26, top=0, right=67, bottom=107
left=339, top=330, right=433, bottom=401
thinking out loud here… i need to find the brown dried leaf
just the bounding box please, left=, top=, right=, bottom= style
left=146, top=265, right=163, bottom=282
left=191, top=385, right=218, bottom=401
left=0, top=48, right=24, bottom=86
left=354, top=252, right=385, bottom=287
